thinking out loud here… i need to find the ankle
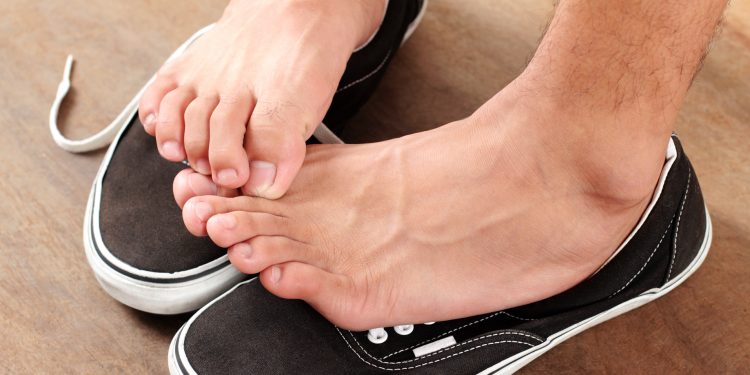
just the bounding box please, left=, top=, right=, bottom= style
left=473, top=82, right=669, bottom=210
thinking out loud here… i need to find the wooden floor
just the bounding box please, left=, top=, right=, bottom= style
left=1, top=0, right=748, bottom=373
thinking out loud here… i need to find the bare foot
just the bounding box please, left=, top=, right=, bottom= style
left=139, top=0, right=385, bottom=198
left=176, top=0, right=719, bottom=333
left=178, top=80, right=670, bottom=330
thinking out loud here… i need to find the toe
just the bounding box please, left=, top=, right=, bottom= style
left=227, top=236, right=322, bottom=275
left=205, top=211, right=289, bottom=248
left=173, top=169, right=217, bottom=208
left=138, top=75, right=177, bottom=135
left=208, top=91, right=255, bottom=189
left=182, top=198, right=214, bottom=237
left=174, top=169, right=241, bottom=208
left=184, top=96, right=219, bottom=175
left=155, top=88, right=196, bottom=161
left=260, top=262, right=363, bottom=329
left=241, top=100, right=308, bottom=199
left=181, top=195, right=281, bottom=237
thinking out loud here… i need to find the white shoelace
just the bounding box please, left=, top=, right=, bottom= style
left=49, top=24, right=215, bottom=153
left=367, top=322, right=435, bottom=344
left=49, top=24, right=343, bottom=153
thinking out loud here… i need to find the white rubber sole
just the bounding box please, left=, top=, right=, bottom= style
left=168, top=280, right=257, bottom=375
left=84, top=171, right=247, bottom=315
left=167, top=326, right=183, bottom=375
left=478, top=209, right=713, bottom=375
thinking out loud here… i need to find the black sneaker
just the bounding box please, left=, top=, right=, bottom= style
left=50, top=0, right=429, bottom=314
left=168, top=135, right=711, bottom=374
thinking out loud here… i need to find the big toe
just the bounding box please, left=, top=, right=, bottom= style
left=260, top=262, right=371, bottom=331
left=241, top=101, right=309, bottom=199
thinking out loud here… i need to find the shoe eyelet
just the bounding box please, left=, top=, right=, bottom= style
left=367, top=327, right=388, bottom=344
left=394, top=325, right=414, bottom=335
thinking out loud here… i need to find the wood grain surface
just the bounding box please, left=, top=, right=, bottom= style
left=0, top=0, right=747, bottom=373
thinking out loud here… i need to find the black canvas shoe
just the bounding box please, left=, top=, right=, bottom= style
left=50, top=0, right=429, bottom=314
left=168, top=135, right=711, bottom=374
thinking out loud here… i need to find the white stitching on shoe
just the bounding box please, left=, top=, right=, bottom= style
left=335, top=50, right=392, bottom=94
left=666, top=168, right=691, bottom=281
left=342, top=328, right=541, bottom=365
left=380, top=311, right=537, bottom=359
left=380, top=313, right=501, bottom=359
left=609, top=168, right=692, bottom=298
left=608, top=216, right=675, bottom=298
left=499, top=311, right=536, bottom=321
left=336, top=329, right=536, bottom=371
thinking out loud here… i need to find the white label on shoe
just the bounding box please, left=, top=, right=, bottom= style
left=413, top=336, right=457, bottom=357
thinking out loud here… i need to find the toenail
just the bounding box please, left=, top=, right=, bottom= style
left=248, top=161, right=276, bottom=195
left=144, top=113, right=156, bottom=127
left=270, top=266, right=281, bottom=283
left=234, top=242, right=252, bottom=260
left=217, top=214, right=237, bottom=229
left=217, top=169, right=238, bottom=185
left=188, top=173, right=218, bottom=195
left=194, top=201, right=213, bottom=222
left=162, top=141, right=183, bottom=160
left=194, top=159, right=210, bottom=175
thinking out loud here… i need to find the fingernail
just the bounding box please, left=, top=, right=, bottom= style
left=217, top=214, right=237, bottom=229
left=194, top=158, right=210, bottom=175
left=188, top=173, right=218, bottom=195
left=217, top=169, right=238, bottom=185
left=162, top=141, right=184, bottom=160
left=234, top=242, right=252, bottom=260
left=248, top=161, right=276, bottom=195
left=270, top=266, right=281, bottom=283
left=194, top=201, right=213, bottom=222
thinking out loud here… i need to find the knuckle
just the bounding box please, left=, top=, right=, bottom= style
left=253, top=236, right=276, bottom=252
left=209, top=110, right=244, bottom=130
left=252, top=99, right=295, bottom=123
left=160, top=90, right=184, bottom=108
left=183, top=139, right=206, bottom=153
left=208, top=110, right=226, bottom=127
left=183, top=106, right=199, bottom=122
left=219, top=94, right=242, bottom=105
left=251, top=99, right=317, bottom=136
left=243, top=214, right=260, bottom=229
left=184, top=97, right=205, bottom=113
left=156, top=116, right=175, bottom=126
left=208, top=146, right=239, bottom=161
